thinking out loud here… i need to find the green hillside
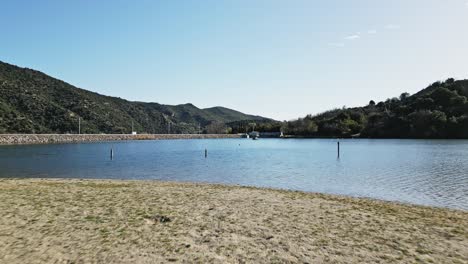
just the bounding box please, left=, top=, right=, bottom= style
left=271, top=78, right=468, bottom=139
left=203, top=106, right=267, bottom=123
left=0, top=61, right=269, bottom=134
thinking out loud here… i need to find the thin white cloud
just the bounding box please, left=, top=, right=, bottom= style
left=385, top=24, right=400, bottom=30
left=329, top=42, right=345, bottom=47
left=344, top=34, right=360, bottom=40
left=465, top=1, right=468, bottom=7
left=367, top=29, right=377, bottom=34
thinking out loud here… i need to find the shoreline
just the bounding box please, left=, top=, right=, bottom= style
left=0, top=134, right=240, bottom=145
left=2, top=134, right=467, bottom=146
left=4, top=177, right=465, bottom=212
left=1, top=178, right=466, bottom=263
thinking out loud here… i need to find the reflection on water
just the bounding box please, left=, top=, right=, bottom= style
left=0, top=139, right=467, bottom=210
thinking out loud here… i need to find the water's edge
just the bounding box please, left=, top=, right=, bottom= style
left=3, top=177, right=466, bottom=212
left=0, top=134, right=240, bottom=145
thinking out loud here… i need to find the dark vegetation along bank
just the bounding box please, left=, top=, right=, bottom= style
left=236, top=78, right=468, bottom=139
left=0, top=61, right=269, bottom=134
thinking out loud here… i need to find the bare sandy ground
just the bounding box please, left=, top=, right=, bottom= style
left=0, top=179, right=466, bottom=263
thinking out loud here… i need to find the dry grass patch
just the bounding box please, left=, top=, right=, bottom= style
left=0, top=179, right=466, bottom=263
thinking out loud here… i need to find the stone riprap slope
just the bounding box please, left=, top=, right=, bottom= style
left=0, top=134, right=240, bottom=145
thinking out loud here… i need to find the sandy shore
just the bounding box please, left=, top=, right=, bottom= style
left=0, top=179, right=466, bottom=263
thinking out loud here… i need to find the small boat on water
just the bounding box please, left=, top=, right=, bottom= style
left=249, top=131, right=260, bottom=140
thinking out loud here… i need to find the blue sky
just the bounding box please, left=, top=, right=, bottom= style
left=1, top=0, right=468, bottom=120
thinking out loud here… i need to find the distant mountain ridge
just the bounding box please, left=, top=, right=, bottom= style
left=0, top=61, right=270, bottom=134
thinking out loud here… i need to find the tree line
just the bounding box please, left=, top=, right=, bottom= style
left=228, top=79, right=468, bottom=139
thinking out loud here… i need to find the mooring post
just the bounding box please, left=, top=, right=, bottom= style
left=337, top=141, right=340, bottom=158
left=205, top=149, right=207, bottom=158
left=110, top=148, right=114, bottom=160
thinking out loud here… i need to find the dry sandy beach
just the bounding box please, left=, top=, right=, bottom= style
left=0, top=179, right=466, bottom=264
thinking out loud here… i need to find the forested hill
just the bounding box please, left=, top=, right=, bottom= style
left=255, top=79, right=468, bottom=139
left=0, top=61, right=269, bottom=134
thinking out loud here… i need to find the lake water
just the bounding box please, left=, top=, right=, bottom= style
left=0, top=139, right=467, bottom=210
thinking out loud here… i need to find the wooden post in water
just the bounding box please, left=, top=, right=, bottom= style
left=205, top=149, right=207, bottom=158
left=337, top=141, right=340, bottom=158
left=110, top=148, right=114, bottom=160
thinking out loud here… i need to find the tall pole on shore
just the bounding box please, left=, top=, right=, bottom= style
left=78, top=117, right=81, bottom=135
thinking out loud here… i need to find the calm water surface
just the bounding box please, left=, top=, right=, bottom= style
left=0, top=139, right=467, bottom=210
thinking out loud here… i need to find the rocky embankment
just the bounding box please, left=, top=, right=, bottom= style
left=0, top=134, right=240, bottom=145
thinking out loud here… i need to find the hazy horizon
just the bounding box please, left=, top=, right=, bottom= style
left=2, top=0, right=468, bottom=120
